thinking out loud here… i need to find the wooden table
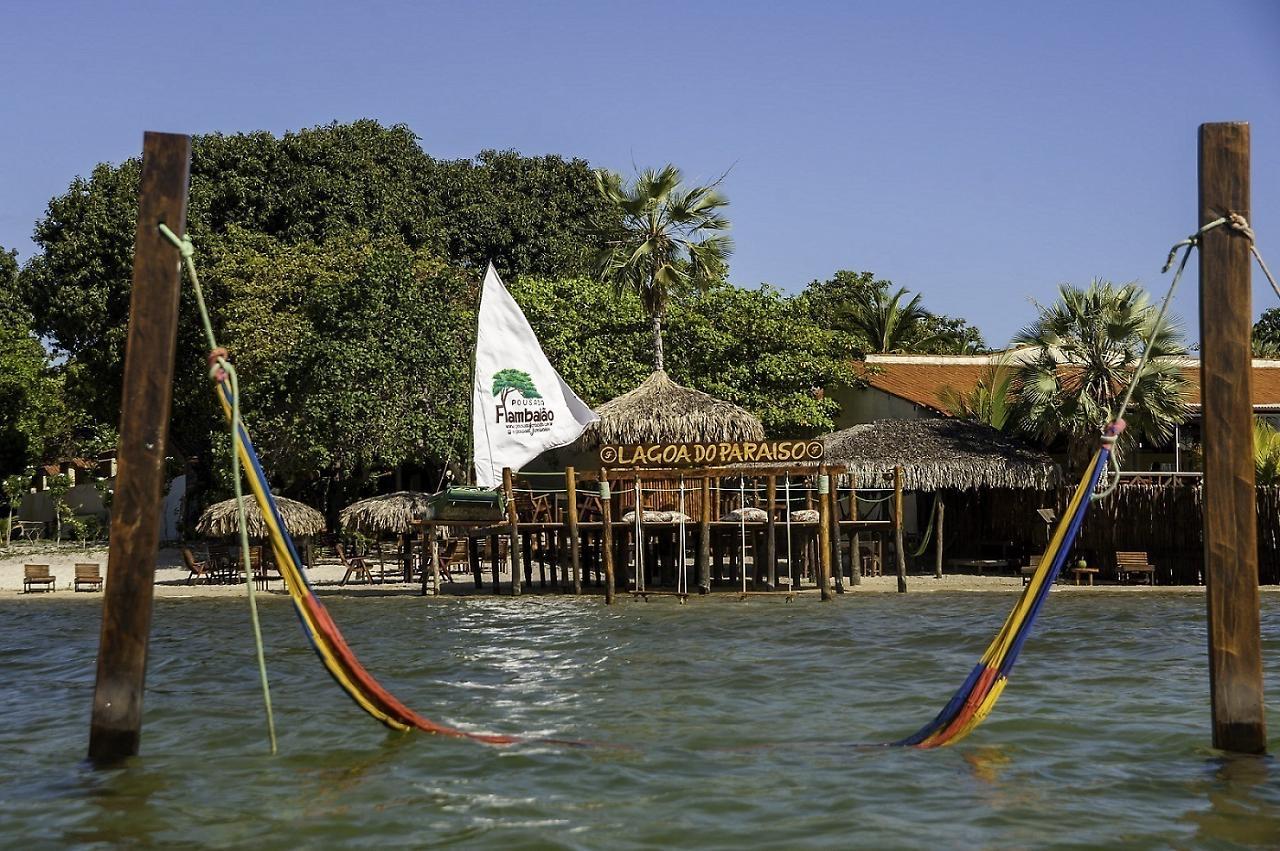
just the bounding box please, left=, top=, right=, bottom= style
left=1072, top=566, right=1100, bottom=585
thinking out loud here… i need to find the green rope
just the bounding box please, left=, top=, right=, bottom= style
left=159, top=224, right=277, bottom=755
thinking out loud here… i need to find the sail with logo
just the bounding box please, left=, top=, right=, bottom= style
left=471, top=263, right=598, bottom=489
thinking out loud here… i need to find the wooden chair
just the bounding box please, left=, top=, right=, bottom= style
left=858, top=540, right=883, bottom=577
left=23, top=564, right=56, bottom=593
left=74, top=563, right=103, bottom=592
left=183, top=548, right=212, bottom=585
left=253, top=550, right=283, bottom=591
left=1020, top=553, right=1046, bottom=586
left=1116, top=551, right=1155, bottom=585
left=337, top=543, right=373, bottom=585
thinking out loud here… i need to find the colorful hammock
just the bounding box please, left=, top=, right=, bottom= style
left=890, top=424, right=1118, bottom=748
left=215, top=383, right=525, bottom=743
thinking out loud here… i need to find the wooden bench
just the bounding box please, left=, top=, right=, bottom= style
left=1116, top=551, right=1155, bottom=585
left=74, top=563, right=104, bottom=592
left=23, top=564, right=56, bottom=593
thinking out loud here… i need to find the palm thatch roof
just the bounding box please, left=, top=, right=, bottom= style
left=824, top=418, right=1061, bottom=491
left=340, top=491, right=433, bottom=535
left=197, top=495, right=326, bottom=539
left=581, top=370, right=765, bottom=448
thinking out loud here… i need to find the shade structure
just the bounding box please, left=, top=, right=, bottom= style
left=339, top=491, right=433, bottom=536
left=824, top=418, right=1061, bottom=491
left=197, top=495, right=326, bottom=539
left=580, top=370, right=765, bottom=448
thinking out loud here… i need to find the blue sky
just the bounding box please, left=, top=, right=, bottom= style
left=1, top=1, right=1277, bottom=346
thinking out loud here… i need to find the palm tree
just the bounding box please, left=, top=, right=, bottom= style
left=593, top=165, right=732, bottom=371
left=1254, top=417, right=1280, bottom=486
left=837, top=286, right=939, bottom=353
left=940, top=358, right=1015, bottom=430
left=1009, top=280, right=1190, bottom=474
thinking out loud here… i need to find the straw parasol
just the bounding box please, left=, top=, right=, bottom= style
left=339, top=491, right=433, bottom=536
left=823, top=418, right=1061, bottom=491
left=197, top=495, right=326, bottom=539
left=581, top=370, right=765, bottom=448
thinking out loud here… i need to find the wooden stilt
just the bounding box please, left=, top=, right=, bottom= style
left=765, top=475, right=777, bottom=590
left=1199, top=121, right=1266, bottom=754
left=429, top=532, right=440, bottom=596
left=851, top=528, right=862, bottom=587
left=818, top=466, right=833, bottom=601
left=894, top=465, right=907, bottom=593
left=698, top=476, right=711, bottom=593
left=934, top=499, right=945, bottom=580
left=489, top=534, right=500, bottom=594
left=602, top=477, right=615, bottom=604
left=830, top=476, right=845, bottom=594
left=469, top=536, right=481, bottom=590
left=566, top=466, right=582, bottom=595
left=89, top=132, right=191, bottom=764
left=502, top=467, right=522, bottom=595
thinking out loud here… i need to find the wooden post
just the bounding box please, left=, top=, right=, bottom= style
left=566, top=466, right=582, bottom=595
left=489, top=533, right=500, bottom=594
left=818, top=467, right=833, bottom=601
left=1199, top=121, right=1266, bottom=754
left=851, top=528, right=862, bottom=587
left=502, top=467, right=522, bottom=595
left=601, top=476, right=615, bottom=604
left=934, top=499, right=945, bottom=580
left=830, top=476, right=845, bottom=594
left=765, top=475, right=777, bottom=590
left=894, top=465, right=907, bottom=593
left=698, top=476, right=712, bottom=593
left=469, top=536, right=482, bottom=590
left=89, top=132, right=191, bottom=764
left=430, top=532, right=441, bottom=597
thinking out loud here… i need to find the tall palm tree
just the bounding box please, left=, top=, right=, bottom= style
left=593, top=165, right=732, bottom=371
left=838, top=286, right=939, bottom=353
left=1009, top=280, right=1190, bottom=473
left=940, top=357, right=1015, bottom=430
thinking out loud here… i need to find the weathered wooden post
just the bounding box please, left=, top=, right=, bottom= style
left=502, top=467, right=523, bottom=595
left=469, top=536, right=482, bottom=590
left=765, top=475, right=777, bottom=590
left=818, top=466, right=833, bottom=601
left=934, top=500, right=945, bottom=580
left=489, top=533, right=500, bottom=594
left=601, top=476, right=615, bottom=604
left=1199, top=121, right=1266, bottom=754
left=566, top=466, right=582, bottom=595
left=894, top=465, right=907, bottom=593
left=89, top=132, right=191, bottom=764
left=698, top=476, right=712, bottom=593
left=429, top=531, right=441, bottom=597
left=830, top=475, right=845, bottom=594
left=849, top=480, right=862, bottom=587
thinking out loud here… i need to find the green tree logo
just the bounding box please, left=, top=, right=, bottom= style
left=492, top=369, right=541, bottom=404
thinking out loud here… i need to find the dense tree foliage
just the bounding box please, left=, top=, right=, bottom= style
left=1253, top=308, right=1280, bottom=357
left=798, top=270, right=985, bottom=354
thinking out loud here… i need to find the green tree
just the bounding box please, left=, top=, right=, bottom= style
left=940, top=359, right=1015, bottom=430
left=2, top=474, right=25, bottom=547
left=592, top=164, right=733, bottom=371
left=1252, top=308, right=1280, bottom=357
left=491, top=369, right=541, bottom=403
left=46, top=472, right=72, bottom=544
left=1253, top=417, right=1280, bottom=486
left=1009, top=280, right=1191, bottom=473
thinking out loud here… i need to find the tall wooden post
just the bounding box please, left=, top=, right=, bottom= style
left=818, top=467, right=833, bottom=601
left=88, top=132, right=190, bottom=764
left=698, top=476, right=712, bottom=593
left=765, top=475, right=777, bottom=590
left=1199, top=121, right=1266, bottom=754
left=830, top=476, right=845, bottom=594
left=502, top=467, right=522, bottom=596
left=601, top=477, right=615, bottom=604
left=850, top=483, right=862, bottom=587
left=894, top=466, right=907, bottom=593
left=469, top=536, right=482, bottom=590
left=934, top=500, right=945, bottom=580
left=566, top=466, right=582, bottom=595
left=429, top=531, right=441, bottom=597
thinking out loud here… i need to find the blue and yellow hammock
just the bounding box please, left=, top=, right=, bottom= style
left=220, top=373, right=1116, bottom=749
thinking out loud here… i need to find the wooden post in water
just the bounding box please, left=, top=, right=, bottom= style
left=818, top=466, right=833, bottom=601
left=1199, top=121, right=1266, bottom=754
left=830, top=475, right=845, bottom=594
left=698, top=476, right=712, bottom=593
left=502, top=467, right=522, bottom=595
left=429, top=531, right=440, bottom=597
left=566, top=466, right=582, bottom=595
left=765, top=475, right=777, bottom=590
left=934, top=500, right=945, bottom=580
left=489, top=534, right=500, bottom=594
left=89, top=132, right=191, bottom=763
left=601, top=476, right=615, bottom=604
left=894, top=466, right=907, bottom=593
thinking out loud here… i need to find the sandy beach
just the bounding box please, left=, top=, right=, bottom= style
left=0, top=543, right=1233, bottom=599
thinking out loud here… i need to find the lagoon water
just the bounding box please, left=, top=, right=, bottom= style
left=2, top=591, right=1279, bottom=849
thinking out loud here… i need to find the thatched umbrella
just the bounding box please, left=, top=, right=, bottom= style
left=197, top=495, right=326, bottom=539
left=581, top=370, right=765, bottom=448
left=823, top=418, right=1061, bottom=491
left=339, top=491, right=433, bottom=536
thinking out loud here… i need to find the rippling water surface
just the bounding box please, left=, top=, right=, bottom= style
left=2, top=591, right=1279, bottom=848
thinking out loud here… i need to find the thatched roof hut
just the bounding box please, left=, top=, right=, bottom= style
left=340, top=491, right=432, bottom=536
left=197, top=496, right=326, bottom=539
left=824, top=418, right=1061, bottom=491
left=581, top=370, right=765, bottom=448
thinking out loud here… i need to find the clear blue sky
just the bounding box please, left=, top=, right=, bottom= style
left=2, top=1, right=1277, bottom=346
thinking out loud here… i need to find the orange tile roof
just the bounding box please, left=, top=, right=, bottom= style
left=860, top=357, right=1280, bottom=412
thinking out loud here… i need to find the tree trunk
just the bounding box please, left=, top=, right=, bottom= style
left=651, top=313, right=664, bottom=372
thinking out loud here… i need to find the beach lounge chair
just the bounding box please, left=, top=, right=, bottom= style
left=74, top=563, right=103, bottom=592
left=183, top=548, right=212, bottom=585
left=337, top=543, right=373, bottom=585
left=1115, top=551, right=1155, bottom=585
left=23, top=564, right=56, bottom=593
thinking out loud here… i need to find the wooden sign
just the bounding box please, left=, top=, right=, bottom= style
left=600, top=439, right=824, bottom=469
